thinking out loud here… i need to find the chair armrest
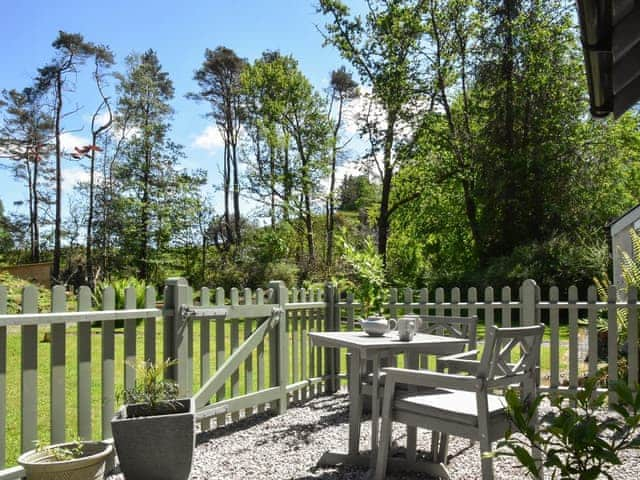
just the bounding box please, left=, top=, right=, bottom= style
left=436, top=349, right=480, bottom=374
left=382, top=367, right=478, bottom=392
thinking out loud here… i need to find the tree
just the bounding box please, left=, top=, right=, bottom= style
left=71, top=46, right=115, bottom=287
left=190, top=46, right=247, bottom=247
left=318, top=0, right=429, bottom=267
left=326, top=66, right=358, bottom=266
left=36, top=31, right=104, bottom=283
left=241, top=51, right=331, bottom=268
left=112, top=49, right=206, bottom=282
left=0, top=200, right=14, bottom=256
left=0, top=86, right=54, bottom=262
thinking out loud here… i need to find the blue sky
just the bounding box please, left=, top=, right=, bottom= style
left=1, top=0, right=361, bottom=219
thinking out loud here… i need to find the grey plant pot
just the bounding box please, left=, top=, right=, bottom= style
left=111, top=398, right=195, bottom=480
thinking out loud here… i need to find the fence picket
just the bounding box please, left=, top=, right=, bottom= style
left=230, top=288, right=240, bottom=421
left=608, top=285, right=619, bottom=404
left=199, top=287, right=211, bottom=431
left=124, top=287, right=137, bottom=391
left=501, top=287, right=511, bottom=327
left=628, top=287, right=638, bottom=389
left=468, top=288, right=477, bottom=318
left=451, top=288, right=460, bottom=317
left=144, top=287, right=157, bottom=364
left=404, top=288, right=413, bottom=315
left=0, top=286, right=6, bottom=467
left=101, top=287, right=115, bottom=438
left=389, top=288, right=398, bottom=319
left=21, top=286, right=38, bottom=453
left=50, top=286, right=66, bottom=444
left=484, top=287, right=494, bottom=330
left=549, top=287, right=560, bottom=389
left=313, top=290, right=322, bottom=395
left=300, top=288, right=308, bottom=401
left=568, top=285, right=579, bottom=389
left=587, top=286, right=598, bottom=378
left=345, top=292, right=354, bottom=331
left=435, top=288, right=444, bottom=317
left=215, top=287, right=226, bottom=426
left=256, top=288, right=266, bottom=412
left=244, top=288, right=254, bottom=416
left=77, top=287, right=92, bottom=440
left=291, top=288, right=300, bottom=402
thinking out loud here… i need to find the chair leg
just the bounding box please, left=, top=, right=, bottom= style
left=479, top=437, right=494, bottom=480
left=438, top=433, right=449, bottom=463
left=375, top=382, right=396, bottom=480
left=430, top=430, right=440, bottom=461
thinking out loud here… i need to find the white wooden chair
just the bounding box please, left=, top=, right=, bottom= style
left=374, top=324, right=544, bottom=480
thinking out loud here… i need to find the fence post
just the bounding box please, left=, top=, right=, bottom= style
left=269, top=281, right=289, bottom=414
left=521, top=279, right=539, bottom=326
left=324, top=283, right=338, bottom=394
left=163, top=277, right=191, bottom=395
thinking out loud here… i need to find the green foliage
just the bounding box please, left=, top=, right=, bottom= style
left=117, top=359, right=179, bottom=409
left=620, top=229, right=640, bottom=293
left=495, top=378, right=640, bottom=479
left=0, top=271, right=51, bottom=313
left=472, top=233, right=608, bottom=293
left=337, top=234, right=386, bottom=316
left=34, top=439, right=83, bottom=462
left=92, top=277, right=147, bottom=310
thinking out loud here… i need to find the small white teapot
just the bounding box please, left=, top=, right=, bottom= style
left=360, top=316, right=397, bottom=337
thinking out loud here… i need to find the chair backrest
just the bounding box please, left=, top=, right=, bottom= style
left=477, top=324, right=544, bottom=390
left=418, top=315, right=478, bottom=351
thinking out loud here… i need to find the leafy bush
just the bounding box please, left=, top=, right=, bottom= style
left=263, top=261, right=299, bottom=288
left=495, top=377, right=640, bottom=479
left=463, top=232, right=608, bottom=293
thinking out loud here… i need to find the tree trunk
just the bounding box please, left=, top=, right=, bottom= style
left=377, top=112, right=397, bottom=267
left=52, top=71, right=63, bottom=283
left=232, top=141, right=241, bottom=245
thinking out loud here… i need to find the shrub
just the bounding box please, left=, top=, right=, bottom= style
left=494, top=377, right=640, bottom=479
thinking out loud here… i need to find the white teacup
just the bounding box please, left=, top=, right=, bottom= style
left=397, top=315, right=421, bottom=341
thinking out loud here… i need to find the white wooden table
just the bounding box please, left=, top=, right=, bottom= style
left=309, top=330, right=468, bottom=474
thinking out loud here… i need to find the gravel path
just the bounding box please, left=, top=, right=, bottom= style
left=107, top=392, right=640, bottom=479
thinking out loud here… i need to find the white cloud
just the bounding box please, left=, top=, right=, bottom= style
left=192, top=125, right=224, bottom=152
left=62, top=166, right=90, bottom=192
left=60, top=132, right=91, bottom=153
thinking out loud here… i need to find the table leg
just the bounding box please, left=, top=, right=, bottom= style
left=370, top=353, right=381, bottom=462
left=406, top=351, right=419, bottom=464
left=348, top=349, right=363, bottom=456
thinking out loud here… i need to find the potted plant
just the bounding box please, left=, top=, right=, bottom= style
left=18, top=439, right=112, bottom=480
left=111, top=359, right=195, bottom=480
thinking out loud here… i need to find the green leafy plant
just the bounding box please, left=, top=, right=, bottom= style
left=93, top=277, right=147, bottom=310
left=494, top=377, right=640, bottom=479
left=337, top=235, right=387, bottom=317
left=118, top=359, right=179, bottom=409
left=34, top=439, right=83, bottom=462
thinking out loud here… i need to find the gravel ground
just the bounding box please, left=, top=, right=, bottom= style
left=107, top=392, right=640, bottom=480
